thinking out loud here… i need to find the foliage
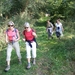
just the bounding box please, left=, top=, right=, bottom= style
left=0, top=3, right=75, bottom=75
left=0, top=0, right=75, bottom=20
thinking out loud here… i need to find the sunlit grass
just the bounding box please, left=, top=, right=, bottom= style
left=0, top=19, right=75, bottom=75
left=66, top=34, right=75, bottom=39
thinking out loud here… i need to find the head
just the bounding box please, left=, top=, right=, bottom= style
left=47, top=20, right=50, bottom=23
left=56, top=19, right=60, bottom=24
left=24, top=22, right=30, bottom=30
left=8, top=21, right=15, bottom=29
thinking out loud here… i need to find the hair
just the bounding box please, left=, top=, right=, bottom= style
left=8, top=21, right=15, bottom=25
left=57, top=19, right=60, bottom=21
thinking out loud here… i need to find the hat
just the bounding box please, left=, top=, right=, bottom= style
left=8, top=21, right=15, bottom=26
left=24, top=22, right=30, bottom=27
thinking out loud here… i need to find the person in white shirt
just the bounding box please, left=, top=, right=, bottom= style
left=55, top=19, right=64, bottom=39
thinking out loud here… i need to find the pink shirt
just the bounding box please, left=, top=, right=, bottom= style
left=6, top=29, right=18, bottom=41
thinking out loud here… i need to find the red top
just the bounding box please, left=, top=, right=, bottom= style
left=23, top=29, right=34, bottom=41
left=6, top=29, right=18, bottom=41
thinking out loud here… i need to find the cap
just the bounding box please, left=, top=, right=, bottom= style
left=8, top=21, right=15, bottom=26
left=24, top=22, right=30, bottom=27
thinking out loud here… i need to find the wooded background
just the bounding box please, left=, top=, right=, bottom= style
left=0, top=0, right=75, bottom=49
left=0, top=0, right=75, bottom=20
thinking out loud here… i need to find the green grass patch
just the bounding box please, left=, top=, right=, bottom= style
left=0, top=22, right=75, bottom=75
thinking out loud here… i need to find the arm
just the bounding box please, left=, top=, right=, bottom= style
left=13, top=29, right=20, bottom=42
left=16, top=30, right=20, bottom=41
left=61, top=25, right=64, bottom=31
left=32, top=29, right=37, bottom=38
left=5, top=33, right=9, bottom=43
left=32, top=32, right=37, bottom=38
left=50, top=22, right=54, bottom=29
left=22, top=30, right=26, bottom=41
left=54, top=23, right=57, bottom=31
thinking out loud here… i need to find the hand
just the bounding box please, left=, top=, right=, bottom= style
left=22, top=38, right=25, bottom=41
left=32, top=32, right=37, bottom=38
left=13, top=39, right=17, bottom=42
left=6, top=40, right=9, bottom=44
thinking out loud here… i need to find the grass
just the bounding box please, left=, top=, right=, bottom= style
left=0, top=22, right=75, bottom=75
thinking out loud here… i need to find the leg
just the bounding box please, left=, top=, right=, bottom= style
left=60, top=31, right=63, bottom=37
left=13, top=42, right=22, bottom=64
left=47, top=28, right=50, bottom=39
left=31, top=41, right=36, bottom=64
left=5, top=43, right=13, bottom=72
left=26, top=42, right=31, bottom=69
left=48, top=32, right=50, bottom=39
left=50, top=32, right=53, bottom=39
left=56, top=32, right=61, bottom=39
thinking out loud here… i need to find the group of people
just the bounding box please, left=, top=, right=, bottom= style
left=5, top=21, right=37, bottom=72
left=4, top=19, right=63, bottom=72
left=46, top=19, right=64, bottom=39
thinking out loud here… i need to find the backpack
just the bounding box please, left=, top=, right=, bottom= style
left=6, top=28, right=18, bottom=41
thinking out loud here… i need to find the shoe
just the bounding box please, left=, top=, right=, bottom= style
left=18, top=59, right=22, bottom=65
left=26, top=63, right=31, bottom=69
left=19, top=60, right=22, bottom=65
left=4, top=65, right=10, bottom=72
left=51, top=36, right=53, bottom=39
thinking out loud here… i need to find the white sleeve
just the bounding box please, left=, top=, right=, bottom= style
left=55, top=23, right=57, bottom=27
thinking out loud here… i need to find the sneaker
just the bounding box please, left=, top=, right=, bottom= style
left=26, top=63, right=31, bottom=69
left=4, top=65, right=10, bottom=72
left=19, top=60, right=22, bottom=65
left=18, top=59, right=22, bottom=65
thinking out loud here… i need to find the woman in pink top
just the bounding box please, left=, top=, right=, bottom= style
left=4, top=21, right=22, bottom=72
left=23, top=22, right=37, bottom=69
